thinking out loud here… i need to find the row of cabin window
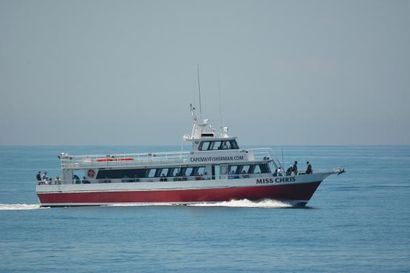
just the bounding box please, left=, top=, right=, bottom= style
left=228, top=164, right=271, bottom=174
left=147, top=167, right=207, bottom=178
left=96, top=167, right=207, bottom=179
left=199, top=140, right=239, bottom=151
left=96, top=163, right=271, bottom=180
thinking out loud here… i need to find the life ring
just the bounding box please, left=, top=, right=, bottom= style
left=87, top=169, right=96, bottom=178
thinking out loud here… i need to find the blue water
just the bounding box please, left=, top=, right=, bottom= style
left=1, top=145, right=409, bottom=273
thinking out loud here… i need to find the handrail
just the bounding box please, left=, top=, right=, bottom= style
left=59, top=148, right=279, bottom=170
left=60, top=150, right=191, bottom=169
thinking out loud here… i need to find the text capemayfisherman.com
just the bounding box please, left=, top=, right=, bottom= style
left=190, top=155, right=245, bottom=162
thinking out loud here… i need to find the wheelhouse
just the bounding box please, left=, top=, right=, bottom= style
left=197, top=138, right=239, bottom=151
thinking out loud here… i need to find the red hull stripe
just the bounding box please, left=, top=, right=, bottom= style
left=38, top=182, right=321, bottom=205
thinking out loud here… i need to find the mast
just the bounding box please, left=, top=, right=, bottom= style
left=196, top=64, right=202, bottom=118
left=218, top=72, right=223, bottom=128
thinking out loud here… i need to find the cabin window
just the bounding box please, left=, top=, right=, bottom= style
left=219, top=141, right=230, bottom=150
left=154, top=169, right=162, bottom=177
left=227, top=164, right=269, bottom=175
left=241, top=165, right=250, bottom=174
left=252, top=165, right=261, bottom=174
left=185, top=167, right=194, bottom=176
left=199, top=140, right=239, bottom=151
left=259, top=163, right=271, bottom=173
left=175, top=168, right=182, bottom=176
left=177, top=167, right=186, bottom=176
left=159, top=168, right=168, bottom=177
left=199, top=141, right=211, bottom=151
left=192, top=166, right=206, bottom=176
left=96, top=169, right=147, bottom=179
left=209, top=141, right=218, bottom=150
left=166, top=168, right=179, bottom=177
left=166, top=168, right=173, bottom=177
left=230, top=140, right=239, bottom=149
left=212, top=165, right=221, bottom=179
left=229, top=165, right=250, bottom=174
left=198, top=167, right=206, bottom=175
left=228, top=165, right=238, bottom=174
left=147, top=169, right=156, bottom=178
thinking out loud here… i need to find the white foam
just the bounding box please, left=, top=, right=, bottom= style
left=190, top=199, right=293, bottom=208
left=106, top=202, right=172, bottom=207
left=106, top=199, right=292, bottom=208
left=0, top=204, right=45, bottom=210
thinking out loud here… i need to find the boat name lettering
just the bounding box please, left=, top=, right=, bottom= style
left=256, top=177, right=296, bottom=184
left=190, top=155, right=244, bottom=162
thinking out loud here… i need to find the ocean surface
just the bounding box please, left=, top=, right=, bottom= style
left=0, top=145, right=409, bottom=273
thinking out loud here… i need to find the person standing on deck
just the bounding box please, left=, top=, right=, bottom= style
left=293, top=161, right=298, bottom=175
left=36, top=171, right=41, bottom=182
left=42, top=172, right=48, bottom=182
left=306, top=161, right=313, bottom=174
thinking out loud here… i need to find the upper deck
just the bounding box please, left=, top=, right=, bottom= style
left=59, top=148, right=277, bottom=170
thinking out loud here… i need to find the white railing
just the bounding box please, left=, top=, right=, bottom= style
left=60, top=148, right=280, bottom=170
left=60, top=151, right=191, bottom=169
left=249, top=148, right=281, bottom=167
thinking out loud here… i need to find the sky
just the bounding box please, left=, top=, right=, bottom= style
left=0, top=0, right=409, bottom=145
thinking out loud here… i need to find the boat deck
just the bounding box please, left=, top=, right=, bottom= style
left=59, top=148, right=276, bottom=170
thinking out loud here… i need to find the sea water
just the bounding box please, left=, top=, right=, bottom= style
left=0, top=145, right=409, bottom=273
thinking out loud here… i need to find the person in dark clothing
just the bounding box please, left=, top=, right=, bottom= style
left=293, top=161, right=298, bottom=175
left=306, top=161, right=313, bottom=174
left=36, top=171, right=41, bottom=181
left=160, top=174, right=167, bottom=182
left=286, top=166, right=293, bottom=176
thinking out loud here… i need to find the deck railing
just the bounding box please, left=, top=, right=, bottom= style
left=60, top=151, right=190, bottom=169
left=59, top=148, right=278, bottom=170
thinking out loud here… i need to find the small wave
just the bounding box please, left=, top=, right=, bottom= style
left=0, top=204, right=44, bottom=210
left=190, top=199, right=293, bottom=208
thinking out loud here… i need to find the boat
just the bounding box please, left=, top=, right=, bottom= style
left=35, top=105, right=344, bottom=207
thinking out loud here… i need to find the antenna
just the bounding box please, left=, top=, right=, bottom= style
left=217, top=71, right=223, bottom=128
left=196, top=64, right=202, bottom=117
left=281, top=148, right=284, bottom=168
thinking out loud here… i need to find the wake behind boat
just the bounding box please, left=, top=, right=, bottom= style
left=36, top=105, right=344, bottom=207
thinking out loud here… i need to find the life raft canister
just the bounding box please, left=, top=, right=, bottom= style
left=87, top=169, right=96, bottom=178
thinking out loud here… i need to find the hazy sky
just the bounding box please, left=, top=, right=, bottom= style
left=1, top=0, right=409, bottom=145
